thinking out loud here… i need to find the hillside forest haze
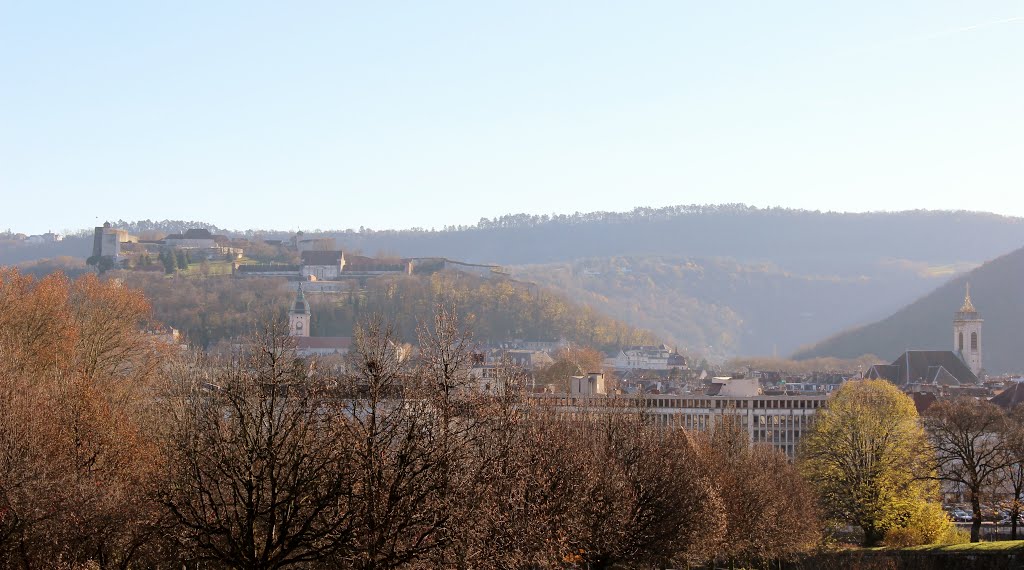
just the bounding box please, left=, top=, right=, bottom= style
left=6, top=206, right=1024, bottom=366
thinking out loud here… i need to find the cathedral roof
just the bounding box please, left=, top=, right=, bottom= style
left=865, top=350, right=978, bottom=386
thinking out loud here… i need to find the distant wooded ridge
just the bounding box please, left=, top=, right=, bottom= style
left=9, top=205, right=1024, bottom=271
left=5, top=205, right=1024, bottom=364
left=72, top=203, right=1024, bottom=234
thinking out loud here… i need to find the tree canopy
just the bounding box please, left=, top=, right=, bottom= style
left=120, top=270, right=657, bottom=351
left=799, top=379, right=945, bottom=546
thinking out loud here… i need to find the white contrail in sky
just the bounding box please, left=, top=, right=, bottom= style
left=922, top=16, right=1022, bottom=40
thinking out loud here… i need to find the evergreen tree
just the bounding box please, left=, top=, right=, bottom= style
left=161, top=251, right=177, bottom=274
left=176, top=250, right=188, bottom=270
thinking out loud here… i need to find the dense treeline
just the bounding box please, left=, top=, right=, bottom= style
left=306, top=272, right=656, bottom=350
left=7, top=206, right=1024, bottom=365
left=0, top=270, right=821, bottom=569
left=118, top=273, right=292, bottom=349
left=119, top=271, right=656, bottom=351
left=7, top=206, right=1024, bottom=273
left=315, top=206, right=1024, bottom=274
left=13, top=269, right=1022, bottom=569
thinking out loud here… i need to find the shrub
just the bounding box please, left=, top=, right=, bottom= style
left=883, top=501, right=966, bottom=547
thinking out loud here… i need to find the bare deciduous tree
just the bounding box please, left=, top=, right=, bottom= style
left=161, top=328, right=357, bottom=569
left=339, top=318, right=453, bottom=570
left=924, top=397, right=1010, bottom=542
left=1000, top=407, right=1024, bottom=539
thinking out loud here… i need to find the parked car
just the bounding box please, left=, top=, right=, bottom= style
left=951, top=509, right=972, bottom=522
left=998, top=513, right=1024, bottom=525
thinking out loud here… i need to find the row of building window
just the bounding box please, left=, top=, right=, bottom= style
left=540, top=396, right=828, bottom=411
left=642, top=398, right=826, bottom=410
left=647, top=411, right=814, bottom=458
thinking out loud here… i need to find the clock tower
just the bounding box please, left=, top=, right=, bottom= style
left=953, top=283, right=983, bottom=377
left=289, top=285, right=311, bottom=338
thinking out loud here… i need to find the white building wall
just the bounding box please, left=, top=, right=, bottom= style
left=300, top=265, right=342, bottom=280
left=533, top=393, right=828, bottom=460
left=290, top=312, right=309, bottom=337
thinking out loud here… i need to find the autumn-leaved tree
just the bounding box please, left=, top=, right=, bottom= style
left=0, top=269, right=168, bottom=568
left=700, top=419, right=821, bottom=566
left=800, top=379, right=938, bottom=546
left=570, top=408, right=724, bottom=569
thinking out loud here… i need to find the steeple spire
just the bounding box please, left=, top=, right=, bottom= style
left=960, top=283, right=976, bottom=313
left=291, top=283, right=310, bottom=315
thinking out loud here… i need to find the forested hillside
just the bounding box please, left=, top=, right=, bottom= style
left=322, top=206, right=1024, bottom=274
left=794, top=245, right=1024, bottom=373
left=511, top=256, right=953, bottom=361
left=120, top=270, right=655, bottom=350
left=7, top=206, right=1024, bottom=361
left=8, top=207, right=1024, bottom=272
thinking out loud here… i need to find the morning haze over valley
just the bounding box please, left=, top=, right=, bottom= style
left=3, top=2, right=1024, bottom=568
left=6, top=206, right=1024, bottom=370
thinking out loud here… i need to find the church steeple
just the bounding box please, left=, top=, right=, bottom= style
left=289, top=284, right=311, bottom=337
left=954, top=282, right=983, bottom=378
left=960, top=282, right=976, bottom=313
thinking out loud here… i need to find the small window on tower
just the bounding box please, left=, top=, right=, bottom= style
left=971, top=332, right=978, bottom=351
left=958, top=332, right=964, bottom=352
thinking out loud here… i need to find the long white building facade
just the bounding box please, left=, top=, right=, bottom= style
left=532, top=392, right=828, bottom=460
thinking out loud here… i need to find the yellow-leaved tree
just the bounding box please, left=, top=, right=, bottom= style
left=799, top=379, right=955, bottom=546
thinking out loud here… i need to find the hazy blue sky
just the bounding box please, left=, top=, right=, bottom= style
left=2, top=1, right=1022, bottom=234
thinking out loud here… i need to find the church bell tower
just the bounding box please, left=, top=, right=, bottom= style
left=289, top=285, right=311, bottom=338
left=954, top=283, right=983, bottom=377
